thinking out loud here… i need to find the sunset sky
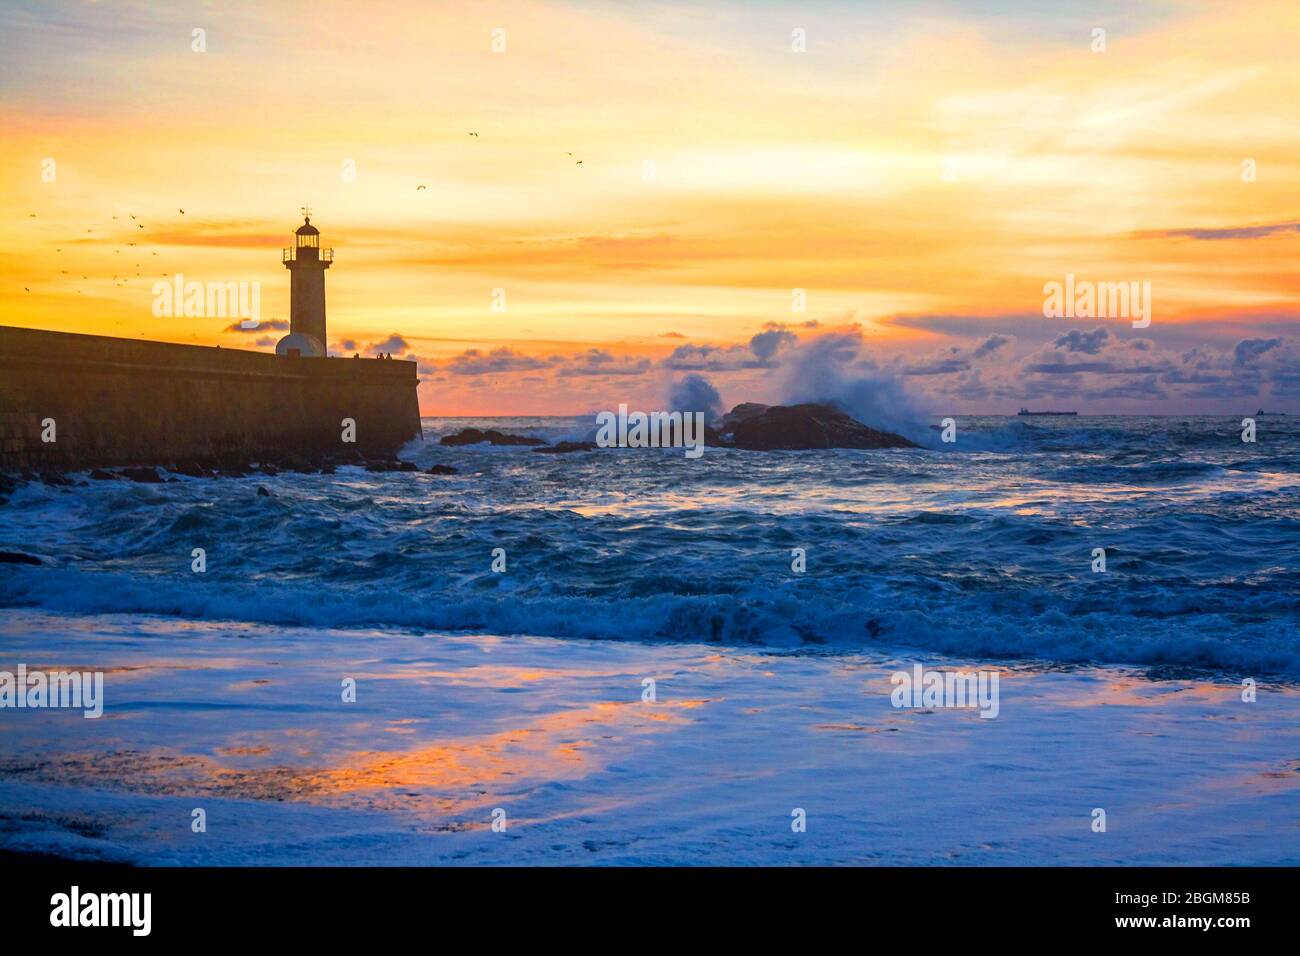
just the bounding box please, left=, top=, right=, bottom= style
left=2, top=0, right=1297, bottom=415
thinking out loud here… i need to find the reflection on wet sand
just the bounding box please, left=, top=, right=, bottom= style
left=0, top=698, right=716, bottom=820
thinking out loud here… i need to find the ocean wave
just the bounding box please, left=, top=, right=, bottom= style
left=3, top=557, right=1297, bottom=676
left=3, top=415, right=1297, bottom=677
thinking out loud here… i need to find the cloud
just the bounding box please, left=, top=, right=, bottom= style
left=366, top=334, right=412, bottom=356
left=225, top=318, right=288, bottom=333
left=749, top=327, right=798, bottom=362
left=1054, top=328, right=1109, bottom=354
left=439, top=345, right=653, bottom=379
left=1234, top=337, right=1282, bottom=366
left=556, top=349, right=652, bottom=377
left=1080, top=375, right=1167, bottom=400
left=1024, top=359, right=1170, bottom=375
left=1133, top=221, right=1300, bottom=241
left=973, top=333, right=1011, bottom=358
left=904, top=357, right=971, bottom=376
left=443, top=347, right=554, bottom=375
left=662, top=326, right=797, bottom=372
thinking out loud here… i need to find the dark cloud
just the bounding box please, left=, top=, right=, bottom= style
left=224, top=318, right=288, bottom=333
left=1234, top=337, right=1282, bottom=366
left=973, top=333, right=1011, bottom=358
left=366, top=334, right=411, bottom=356
left=444, top=347, right=553, bottom=375
left=1025, top=359, right=1170, bottom=375
left=1133, top=221, right=1300, bottom=241
left=1080, top=375, right=1167, bottom=401
left=904, top=357, right=971, bottom=376
left=661, top=328, right=794, bottom=371
left=557, top=349, right=652, bottom=377
left=749, top=327, right=798, bottom=362
left=1053, top=328, right=1109, bottom=354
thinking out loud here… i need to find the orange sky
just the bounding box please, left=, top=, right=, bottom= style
left=2, top=0, right=1297, bottom=414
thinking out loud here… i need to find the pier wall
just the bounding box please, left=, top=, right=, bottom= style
left=0, top=326, right=422, bottom=471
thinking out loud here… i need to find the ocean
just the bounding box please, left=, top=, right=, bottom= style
left=4, top=414, right=1298, bottom=674
left=2, top=414, right=1298, bottom=864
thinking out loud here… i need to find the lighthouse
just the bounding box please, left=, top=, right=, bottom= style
left=276, top=209, right=333, bottom=358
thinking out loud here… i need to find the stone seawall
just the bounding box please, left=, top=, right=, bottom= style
left=0, top=326, right=422, bottom=472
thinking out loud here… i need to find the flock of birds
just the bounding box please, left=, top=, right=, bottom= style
left=22, top=209, right=178, bottom=297
left=23, top=135, right=582, bottom=298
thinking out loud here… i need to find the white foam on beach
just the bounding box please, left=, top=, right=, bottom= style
left=1, top=609, right=1296, bottom=865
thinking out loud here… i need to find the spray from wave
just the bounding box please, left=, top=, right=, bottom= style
left=778, top=332, right=932, bottom=444
left=666, top=373, right=724, bottom=425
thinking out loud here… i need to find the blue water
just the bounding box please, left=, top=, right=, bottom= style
left=2, top=415, right=1298, bottom=675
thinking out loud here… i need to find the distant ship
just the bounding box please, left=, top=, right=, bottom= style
left=1018, top=408, right=1077, bottom=416
left=1255, top=408, right=1286, bottom=416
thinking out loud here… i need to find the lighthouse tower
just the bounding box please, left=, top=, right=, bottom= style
left=276, top=209, right=333, bottom=358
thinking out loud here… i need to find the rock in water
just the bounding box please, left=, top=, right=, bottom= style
left=439, top=428, right=546, bottom=447
left=426, top=464, right=459, bottom=475
left=0, top=551, right=44, bottom=565
left=533, top=441, right=595, bottom=454
left=724, top=403, right=916, bottom=450
left=119, top=466, right=164, bottom=483
left=718, top=403, right=771, bottom=427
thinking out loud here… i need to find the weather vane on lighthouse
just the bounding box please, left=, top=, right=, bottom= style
left=276, top=209, right=333, bottom=358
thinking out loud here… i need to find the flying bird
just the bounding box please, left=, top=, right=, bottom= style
left=416, top=185, right=427, bottom=191
left=179, top=208, right=185, bottom=214
left=468, top=132, right=478, bottom=137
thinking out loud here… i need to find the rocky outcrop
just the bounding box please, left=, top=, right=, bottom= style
left=718, top=403, right=772, bottom=428
left=439, top=429, right=546, bottom=447
left=0, top=551, right=44, bottom=565
left=533, top=441, right=595, bottom=454
left=119, top=466, right=165, bottom=483
left=720, top=403, right=916, bottom=451
left=364, top=459, right=418, bottom=472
